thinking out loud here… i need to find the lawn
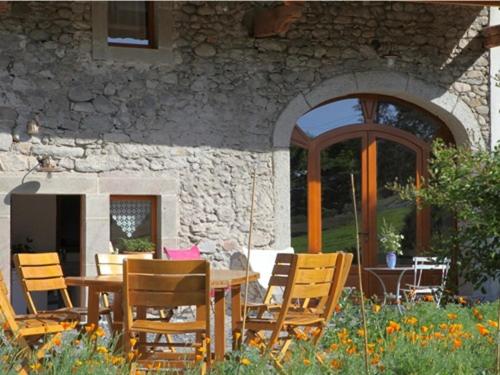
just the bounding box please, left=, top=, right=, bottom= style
left=1, top=295, right=497, bottom=374
left=292, top=205, right=413, bottom=254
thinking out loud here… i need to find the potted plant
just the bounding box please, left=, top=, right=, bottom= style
left=118, top=237, right=156, bottom=254
left=379, top=219, right=404, bottom=268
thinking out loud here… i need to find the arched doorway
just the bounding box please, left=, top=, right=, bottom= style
left=290, top=95, right=454, bottom=293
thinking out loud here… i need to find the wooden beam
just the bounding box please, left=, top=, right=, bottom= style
left=484, top=25, right=500, bottom=48
left=254, top=3, right=303, bottom=38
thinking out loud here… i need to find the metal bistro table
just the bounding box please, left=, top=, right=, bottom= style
left=364, top=266, right=413, bottom=313
left=66, top=269, right=260, bottom=361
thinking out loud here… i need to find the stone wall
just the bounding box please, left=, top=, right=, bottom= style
left=0, top=2, right=491, bottom=265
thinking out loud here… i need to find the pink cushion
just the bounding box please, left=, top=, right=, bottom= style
left=164, top=245, right=201, bottom=261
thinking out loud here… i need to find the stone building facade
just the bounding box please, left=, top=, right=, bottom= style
left=0, top=1, right=497, bottom=289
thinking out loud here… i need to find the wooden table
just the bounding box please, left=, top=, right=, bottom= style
left=66, top=269, right=259, bottom=360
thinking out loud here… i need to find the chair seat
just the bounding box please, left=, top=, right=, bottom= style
left=131, top=319, right=206, bottom=334
left=14, top=317, right=70, bottom=337
left=242, top=315, right=325, bottom=331
left=53, top=306, right=111, bottom=316
left=17, top=311, right=80, bottom=324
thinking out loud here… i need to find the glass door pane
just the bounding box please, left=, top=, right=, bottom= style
left=290, top=146, right=308, bottom=253
left=321, top=138, right=362, bottom=261
left=376, top=139, right=417, bottom=264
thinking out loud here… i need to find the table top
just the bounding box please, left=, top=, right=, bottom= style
left=66, top=269, right=260, bottom=289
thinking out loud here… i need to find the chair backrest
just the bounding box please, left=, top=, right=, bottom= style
left=269, top=252, right=352, bottom=344
left=123, top=258, right=210, bottom=328
left=95, top=253, right=154, bottom=276
left=261, top=252, right=294, bottom=304
left=248, top=248, right=295, bottom=290
left=14, top=252, right=72, bottom=314
left=0, top=271, right=20, bottom=333
left=163, top=245, right=201, bottom=261
left=412, top=256, right=450, bottom=288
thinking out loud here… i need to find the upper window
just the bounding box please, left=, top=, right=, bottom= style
left=92, top=2, right=174, bottom=64
left=108, top=1, right=155, bottom=48
left=294, top=95, right=453, bottom=144
left=297, top=98, right=364, bottom=138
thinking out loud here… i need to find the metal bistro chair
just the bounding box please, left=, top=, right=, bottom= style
left=401, top=256, right=450, bottom=305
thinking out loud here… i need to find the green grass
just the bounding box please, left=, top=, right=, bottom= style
left=292, top=206, right=412, bottom=253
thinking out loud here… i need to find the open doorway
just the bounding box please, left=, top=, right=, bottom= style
left=10, top=194, right=82, bottom=314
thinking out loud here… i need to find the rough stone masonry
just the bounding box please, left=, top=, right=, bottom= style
left=0, top=2, right=491, bottom=266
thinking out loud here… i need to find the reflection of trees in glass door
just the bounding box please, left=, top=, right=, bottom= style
left=290, top=95, right=451, bottom=270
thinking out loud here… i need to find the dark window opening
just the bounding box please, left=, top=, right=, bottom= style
left=108, top=1, right=155, bottom=48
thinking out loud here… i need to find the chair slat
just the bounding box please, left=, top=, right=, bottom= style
left=267, top=275, right=289, bottom=287
left=16, top=252, right=60, bottom=266
left=271, top=264, right=291, bottom=275
left=296, top=253, right=337, bottom=268
left=128, top=274, right=206, bottom=292
left=294, top=267, right=335, bottom=284
left=291, top=282, right=331, bottom=299
left=275, top=253, right=294, bottom=264
left=24, top=278, right=67, bottom=292
left=20, top=265, right=64, bottom=279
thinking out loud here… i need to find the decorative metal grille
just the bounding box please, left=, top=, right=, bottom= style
left=110, top=200, right=151, bottom=238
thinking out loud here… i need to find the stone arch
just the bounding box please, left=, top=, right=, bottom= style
left=272, top=71, right=485, bottom=249
left=273, top=70, right=485, bottom=148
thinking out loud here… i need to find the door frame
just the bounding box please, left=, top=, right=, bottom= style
left=299, top=124, right=430, bottom=267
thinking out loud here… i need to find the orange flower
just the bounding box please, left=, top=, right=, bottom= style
left=312, top=327, right=322, bottom=337
left=372, top=304, right=381, bottom=313
left=195, top=354, right=203, bottom=362
left=370, top=354, right=381, bottom=365
left=127, top=352, right=135, bottom=361
left=423, top=295, right=434, bottom=302
left=457, top=296, right=467, bottom=305
left=476, top=324, right=489, bottom=336
left=240, top=358, right=251, bottom=366
left=295, top=329, right=308, bottom=341
left=487, top=320, right=498, bottom=329
left=447, top=313, right=458, bottom=320
left=85, top=323, right=95, bottom=333
left=420, top=326, right=429, bottom=333
left=130, top=338, right=137, bottom=348
left=334, top=304, right=341, bottom=313
left=53, top=336, right=62, bottom=346
left=330, top=343, right=339, bottom=351
left=303, top=359, right=311, bottom=366
left=357, top=328, right=365, bottom=337
left=346, top=345, right=357, bottom=355
left=453, top=338, right=462, bottom=349
left=330, top=359, right=342, bottom=369
left=404, top=316, right=418, bottom=325
left=234, top=332, right=241, bottom=340
left=97, top=346, right=108, bottom=354
left=472, top=308, right=483, bottom=321
left=386, top=321, right=400, bottom=335
left=439, top=323, right=448, bottom=331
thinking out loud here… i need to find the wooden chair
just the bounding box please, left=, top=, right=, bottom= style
left=239, top=252, right=353, bottom=368
left=0, top=271, right=76, bottom=372
left=14, top=252, right=111, bottom=325
left=124, top=259, right=211, bottom=374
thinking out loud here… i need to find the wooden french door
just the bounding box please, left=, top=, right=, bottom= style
left=303, top=125, right=430, bottom=293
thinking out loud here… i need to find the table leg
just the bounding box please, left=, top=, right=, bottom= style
left=87, top=286, right=100, bottom=327
left=365, top=269, right=387, bottom=305
left=231, top=286, right=242, bottom=349
left=111, top=290, right=123, bottom=333
left=214, top=288, right=226, bottom=361
left=396, top=269, right=410, bottom=314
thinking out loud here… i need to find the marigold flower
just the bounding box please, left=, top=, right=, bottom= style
left=404, top=316, right=418, bottom=325
left=423, top=295, right=434, bottom=302
left=346, top=345, right=357, bottom=355
left=386, top=321, right=400, bottom=335
left=53, top=336, right=62, bottom=346
left=195, top=354, right=203, bottom=362
left=476, top=324, right=489, bottom=336
left=472, top=308, right=483, bottom=321
left=85, top=323, right=95, bottom=333
left=312, top=327, right=322, bottom=337
left=97, top=346, right=108, bottom=354
left=372, top=304, right=381, bottom=313
left=330, top=359, right=342, bottom=369
left=303, top=359, right=311, bottom=366
left=330, top=343, right=339, bottom=351
left=95, top=327, right=105, bottom=337
left=295, top=329, right=308, bottom=340
left=127, top=352, right=135, bottom=361
left=447, top=313, right=458, bottom=320
left=453, top=338, right=462, bottom=349
left=457, top=296, right=467, bottom=305
left=420, top=326, right=429, bottom=333
left=487, top=320, right=498, bottom=329
left=30, top=363, right=41, bottom=372
left=240, top=358, right=251, bottom=366
left=357, top=328, right=365, bottom=337
left=439, top=323, right=448, bottom=330
left=370, top=354, right=381, bottom=365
